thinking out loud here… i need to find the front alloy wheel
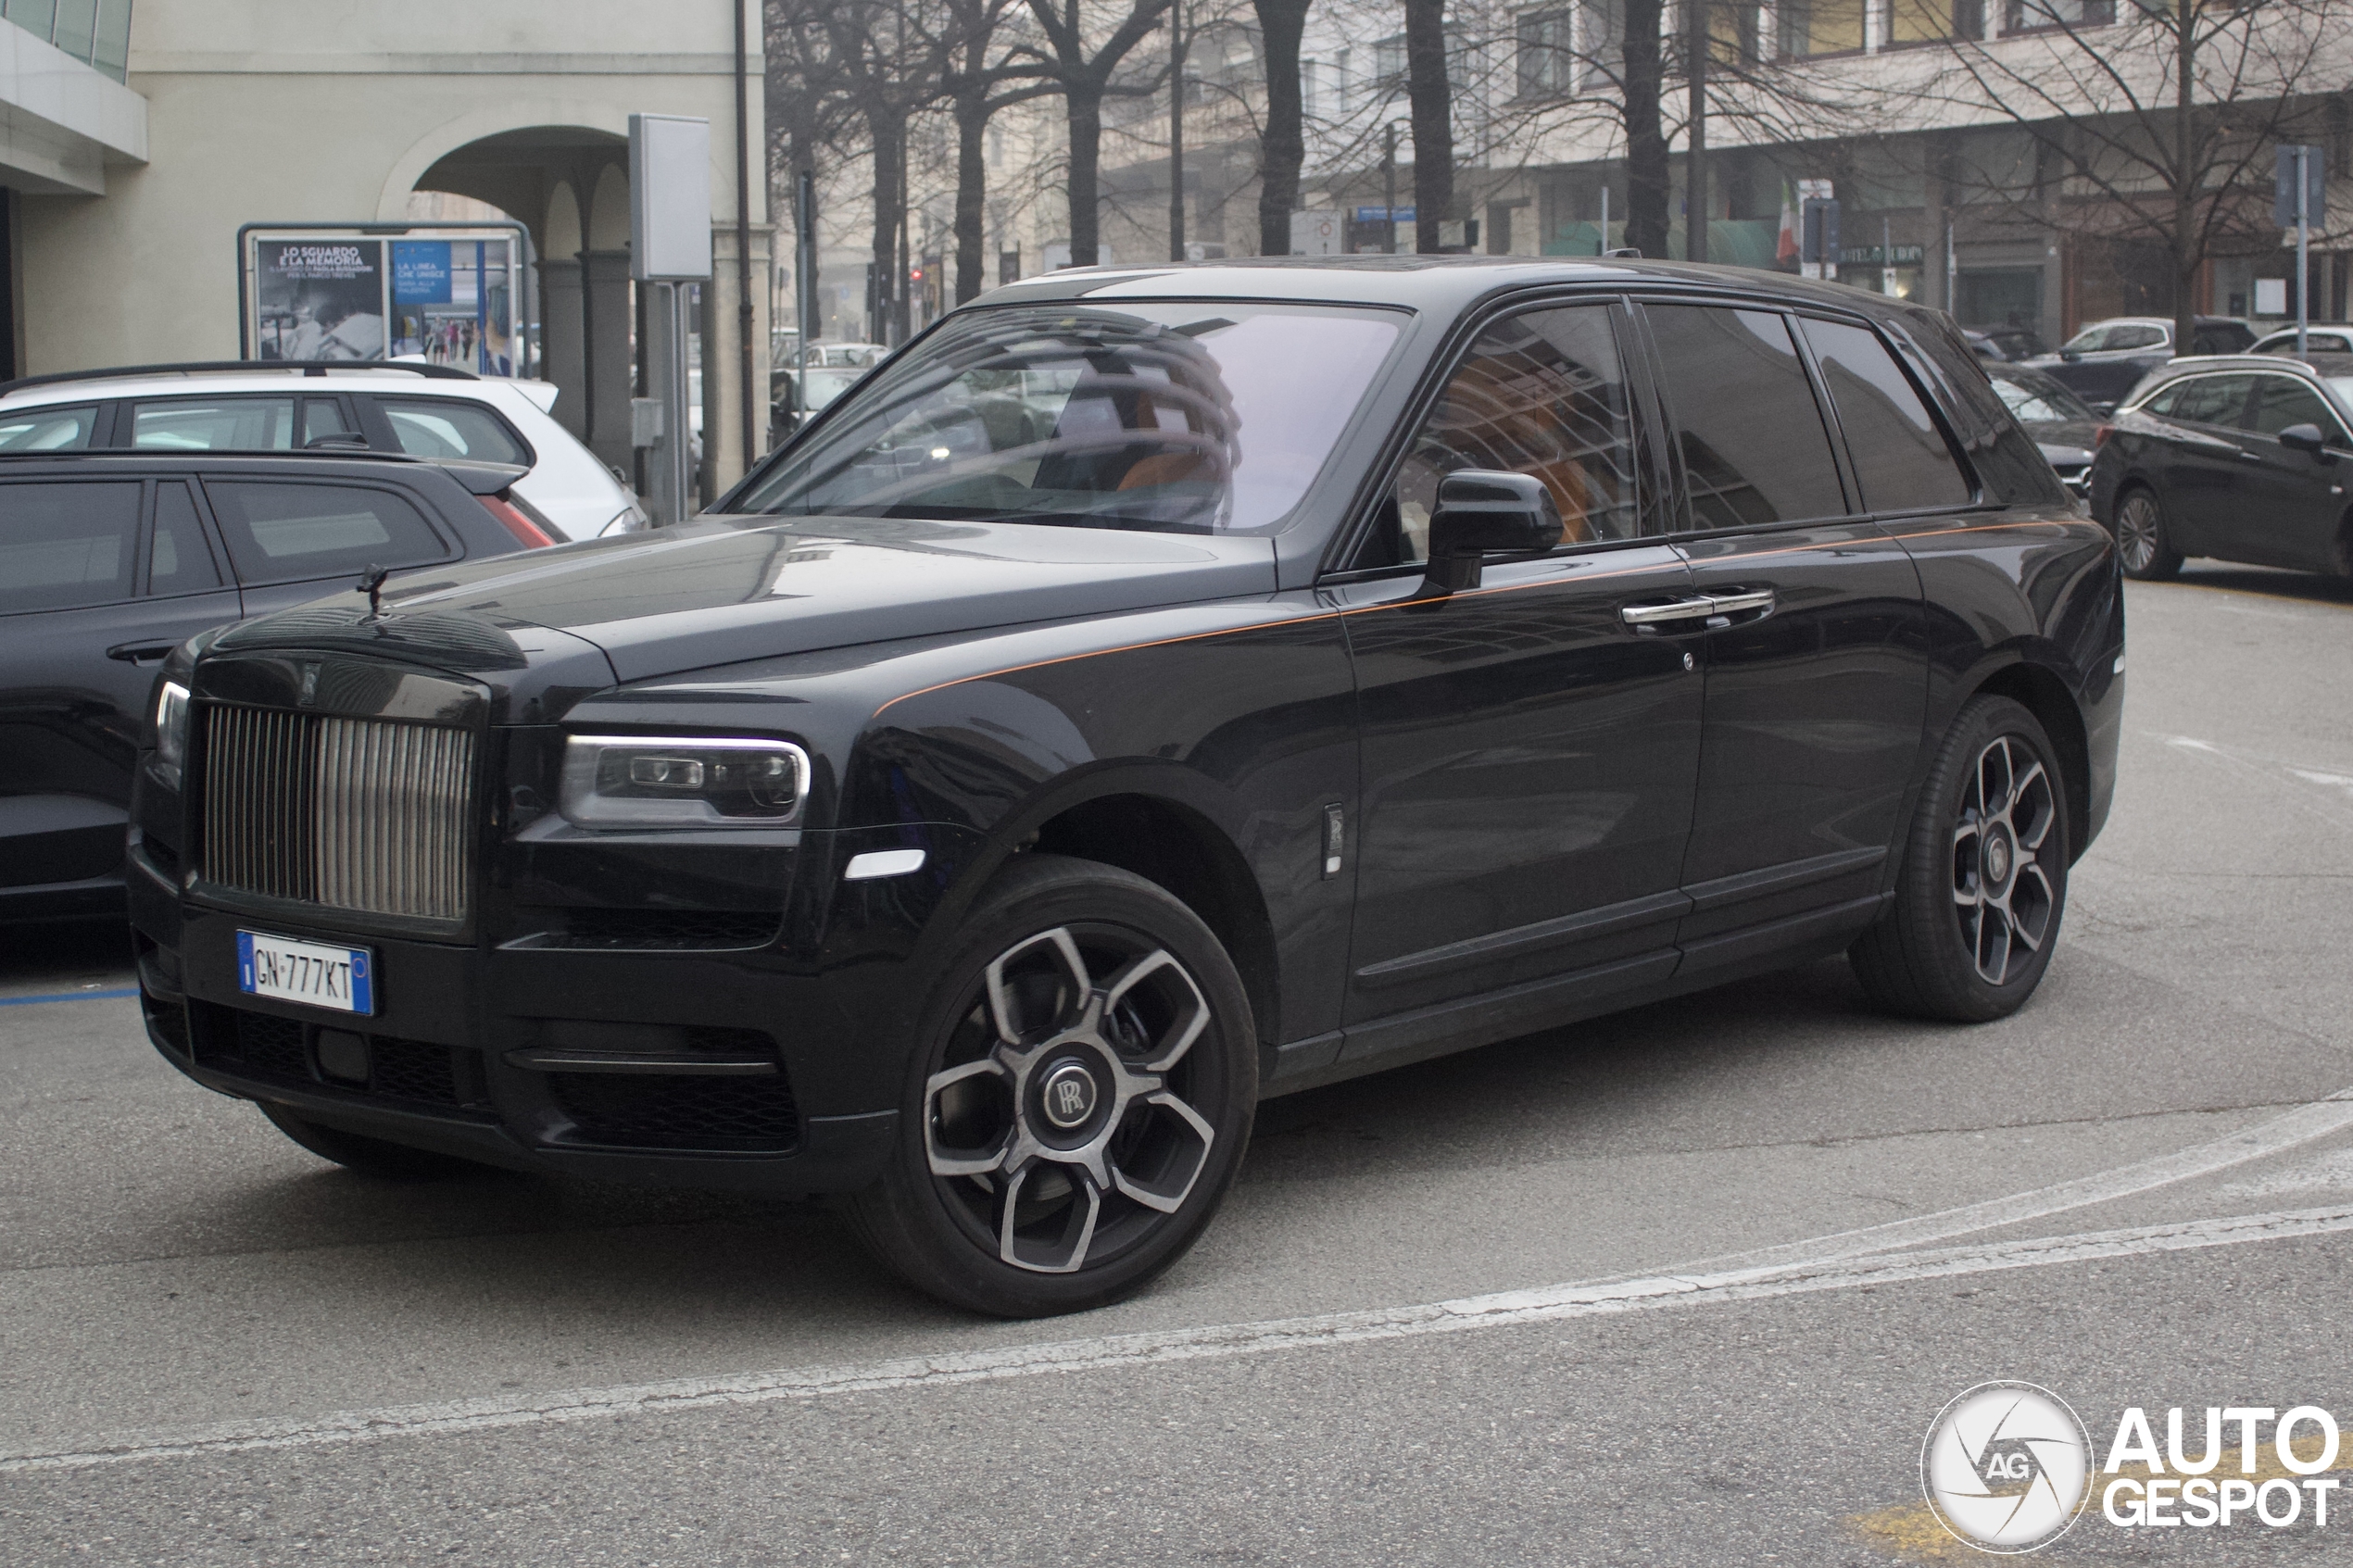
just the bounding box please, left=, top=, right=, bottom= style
left=1950, top=735, right=2058, bottom=986
left=849, top=855, right=1255, bottom=1316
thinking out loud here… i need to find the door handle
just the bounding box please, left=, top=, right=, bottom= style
left=1700, top=588, right=1775, bottom=619
left=1619, top=597, right=1718, bottom=631
left=107, top=642, right=177, bottom=665
left=2235, top=449, right=2265, bottom=463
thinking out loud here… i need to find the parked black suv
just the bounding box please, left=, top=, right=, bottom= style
left=129, top=259, right=2122, bottom=1316
left=2088, top=352, right=2353, bottom=579
left=1, top=451, right=549, bottom=922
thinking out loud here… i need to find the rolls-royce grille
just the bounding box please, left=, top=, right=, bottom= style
left=201, top=706, right=477, bottom=923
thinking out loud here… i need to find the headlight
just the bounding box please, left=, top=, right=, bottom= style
left=560, top=735, right=808, bottom=828
left=153, top=680, right=191, bottom=774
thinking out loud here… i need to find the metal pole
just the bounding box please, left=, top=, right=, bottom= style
left=797, top=169, right=819, bottom=352
left=1600, top=184, right=1609, bottom=255
left=1945, top=220, right=1957, bottom=314
left=1383, top=123, right=1398, bottom=256
left=674, top=282, right=694, bottom=515
left=735, top=0, right=758, bottom=468
left=2296, top=145, right=2309, bottom=357
left=1882, top=216, right=1892, bottom=296
left=1168, top=0, right=1186, bottom=263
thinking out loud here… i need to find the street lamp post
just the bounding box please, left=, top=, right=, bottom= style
left=1383, top=122, right=1398, bottom=256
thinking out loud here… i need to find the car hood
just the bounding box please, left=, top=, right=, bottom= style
left=248, top=514, right=1282, bottom=684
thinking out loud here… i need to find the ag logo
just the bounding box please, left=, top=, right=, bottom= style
left=1921, top=1382, right=2091, bottom=1553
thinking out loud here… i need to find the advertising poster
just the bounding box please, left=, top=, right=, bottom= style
left=391, top=239, right=514, bottom=376
left=254, top=239, right=387, bottom=361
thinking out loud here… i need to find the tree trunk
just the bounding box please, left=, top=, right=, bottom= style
left=1067, top=81, right=1105, bottom=265
left=2172, top=6, right=2198, bottom=351
left=1404, top=0, right=1453, bottom=252
left=955, top=91, right=989, bottom=303
left=1685, top=0, right=1707, bottom=263
left=868, top=105, right=901, bottom=340
left=1622, top=0, right=1668, bottom=259
left=1253, top=0, right=1310, bottom=256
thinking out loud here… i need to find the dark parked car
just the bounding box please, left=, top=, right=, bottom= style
left=129, top=259, right=2122, bottom=1317
left=2087, top=352, right=2353, bottom=580
left=1965, top=325, right=2045, bottom=362
left=0, top=450, right=550, bottom=922
left=2028, top=315, right=2256, bottom=409
left=1984, top=362, right=2105, bottom=496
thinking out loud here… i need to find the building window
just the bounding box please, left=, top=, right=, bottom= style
left=1778, top=0, right=1867, bottom=56
left=1517, top=10, right=1575, bottom=97
left=2002, top=0, right=2114, bottom=31
left=1885, top=0, right=1982, bottom=44
left=1578, top=0, right=1624, bottom=89
left=1374, top=32, right=1406, bottom=94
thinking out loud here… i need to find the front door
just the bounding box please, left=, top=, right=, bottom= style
left=1636, top=303, right=1931, bottom=968
left=1334, top=301, right=1704, bottom=1055
left=2140, top=371, right=2256, bottom=553
left=2226, top=372, right=2353, bottom=571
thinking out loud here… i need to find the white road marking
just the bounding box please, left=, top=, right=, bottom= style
left=6, top=1203, right=2351, bottom=1476
left=2156, top=734, right=2353, bottom=835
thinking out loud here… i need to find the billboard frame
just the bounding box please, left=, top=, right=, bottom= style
left=236, top=220, right=537, bottom=378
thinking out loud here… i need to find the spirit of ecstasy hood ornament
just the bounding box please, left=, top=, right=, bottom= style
left=356, top=563, right=390, bottom=621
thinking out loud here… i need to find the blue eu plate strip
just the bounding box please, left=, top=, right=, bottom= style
left=0, top=987, right=140, bottom=1008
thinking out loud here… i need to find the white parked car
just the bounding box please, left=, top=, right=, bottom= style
left=0, top=361, right=646, bottom=540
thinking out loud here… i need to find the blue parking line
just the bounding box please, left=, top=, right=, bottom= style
left=0, top=987, right=139, bottom=1008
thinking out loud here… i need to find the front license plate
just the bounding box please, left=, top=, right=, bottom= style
left=236, top=931, right=374, bottom=1015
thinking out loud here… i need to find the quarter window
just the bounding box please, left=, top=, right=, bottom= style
left=1645, top=304, right=1848, bottom=528
left=1801, top=318, right=1972, bottom=511
left=0, top=482, right=144, bottom=613
left=202, top=481, right=448, bottom=585
left=377, top=398, right=530, bottom=466
left=1375, top=305, right=1642, bottom=566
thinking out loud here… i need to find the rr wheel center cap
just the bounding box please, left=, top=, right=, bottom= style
left=1983, top=825, right=2014, bottom=889
left=1036, top=1060, right=1101, bottom=1132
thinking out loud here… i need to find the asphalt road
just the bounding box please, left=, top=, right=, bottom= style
left=4, top=565, right=2351, bottom=1565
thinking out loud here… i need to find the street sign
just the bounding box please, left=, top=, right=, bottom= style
left=1354, top=207, right=1416, bottom=223
left=629, top=114, right=713, bottom=282
left=1290, top=209, right=1340, bottom=257
left=2275, top=144, right=2325, bottom=229
left=1801, top=197, right=1840, bottom=280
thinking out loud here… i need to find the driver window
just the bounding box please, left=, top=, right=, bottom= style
left=1362, top=304, right=1639, bottom=568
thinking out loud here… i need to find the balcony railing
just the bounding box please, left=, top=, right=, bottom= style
left=3, top=0, right=132, bottom=84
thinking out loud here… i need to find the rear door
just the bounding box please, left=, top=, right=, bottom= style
left=2142, top=372, right=2256, bottom=552
left=1634, top=301, right=1931, bottom=974
left=2226, top=373, right=2353, bottom=571
left=0, top=477, right=240, bottom=897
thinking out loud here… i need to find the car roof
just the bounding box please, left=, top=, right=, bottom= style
left=0, top=363, right=535, bottom=408
left=968, top=255, right=1947, bottom=327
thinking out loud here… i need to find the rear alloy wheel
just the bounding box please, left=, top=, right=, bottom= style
left=2112, top=487, right=2183, bottom=580
left=847, top=855, right=1256, bottom=1317
left=1851, top=696, right=2070, bottom=1022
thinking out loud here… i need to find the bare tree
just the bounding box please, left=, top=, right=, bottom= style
left=942, top=0, right=1059, bottom=300
left=1933, top=0, right=2334, bottom=346
left=1402, top=0, right=1454, bottom=250
left=1251, top=0, right=1312, bottom=254
left=1026, top=0, right=1176, bottom=265
left=814, top=0, right=958, bottom=341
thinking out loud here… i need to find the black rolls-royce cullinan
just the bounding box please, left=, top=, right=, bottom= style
left=128, top=258, right=2123, bottom=1317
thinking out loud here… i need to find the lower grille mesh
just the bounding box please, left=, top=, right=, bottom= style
left=550, top=1072, right=800, bottom=1152
left=201, top=706, right=475, bottom=922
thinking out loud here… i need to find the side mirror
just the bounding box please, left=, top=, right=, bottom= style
left=1423, top=470, right=1563, bottom=593
left=2088, top=401, right=2117, bottom=419
left=2278, top=422, right=2336, bottom=460
left=2059, top=349, right=2082, bottom=362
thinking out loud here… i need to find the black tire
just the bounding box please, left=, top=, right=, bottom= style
left=258, top=1102, right=490, bottom=1181
left=846, top=853, right=1258, bottom=1318
left=1851, top=696, right=2070, bottom=1022
left=2111, top=485, right=2183, bottom=580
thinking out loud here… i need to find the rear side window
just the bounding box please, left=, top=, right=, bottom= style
left=2168, top=375, right=2254, bottom=429
left=1645, top=304, right=1847, bottom=529
left=378, top=398, right=529, bottom=466
left=0, top=481, right=144, bottom=613
left=2247, top=376, right=2342, bottom=440
left=1801, top=319, right=1971, bottom=512
left=149, top=482, right=223, bottom=594
left=2108, top=325, right=2166, bottom=351
left=131, top=397, right=296, bottom=450
left=0, top=404, right=98, bottom=451
left=202, top=481, right=448, bottom=585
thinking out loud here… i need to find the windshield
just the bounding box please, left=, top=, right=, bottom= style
left=799, top=368, right=862, bottom=410
left=734, top=302, right=1404, bottom=533
left=1990, top=372, right=2095, bottom=424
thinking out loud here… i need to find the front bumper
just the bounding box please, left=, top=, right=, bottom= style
left=125, top=830, right=969, bottom=1196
